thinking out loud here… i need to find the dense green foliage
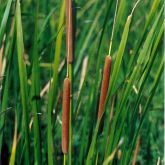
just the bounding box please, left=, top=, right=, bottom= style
left=0, top=0, right=164, bottom=164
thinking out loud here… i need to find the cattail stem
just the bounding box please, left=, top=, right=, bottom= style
left=63, top=154, right=66, bottom=165
left=62, top=78, right=71, bottom=154
left=98, top=55, right=112, bottom=120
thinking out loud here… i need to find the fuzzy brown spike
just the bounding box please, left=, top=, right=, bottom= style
left=62, top=78, right=71, bottom=154
left=98, top=55, right=112, bottom=120
left=66, top=0, right=73, bottom=63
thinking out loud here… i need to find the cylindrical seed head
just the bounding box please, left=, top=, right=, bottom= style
left=62, top=78, right=71, bottom=154
left=66, top=0, right=73, bottom=63
left=98, top=55, right=112, bottom=120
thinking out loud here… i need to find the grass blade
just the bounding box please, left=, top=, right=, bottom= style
left=0, top=0, right=13, bottom=46
left=15, top=0, right=30, bottom=163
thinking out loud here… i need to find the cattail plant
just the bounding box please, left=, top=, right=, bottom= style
left=62, top=78, right=71, bottom=154
left=65, top=0, right=73, bottom=163
left=97, top=0, right=119, bottom=121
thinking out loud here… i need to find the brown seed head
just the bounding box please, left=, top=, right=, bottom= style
left=62, top=78, right=71, bottom=154
left=66, top=0, right=73, bottom=63
left=98, top=55, right=112, bottom=120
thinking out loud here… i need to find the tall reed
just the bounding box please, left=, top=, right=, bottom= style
left=97, top=0, right=118, bottom=121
